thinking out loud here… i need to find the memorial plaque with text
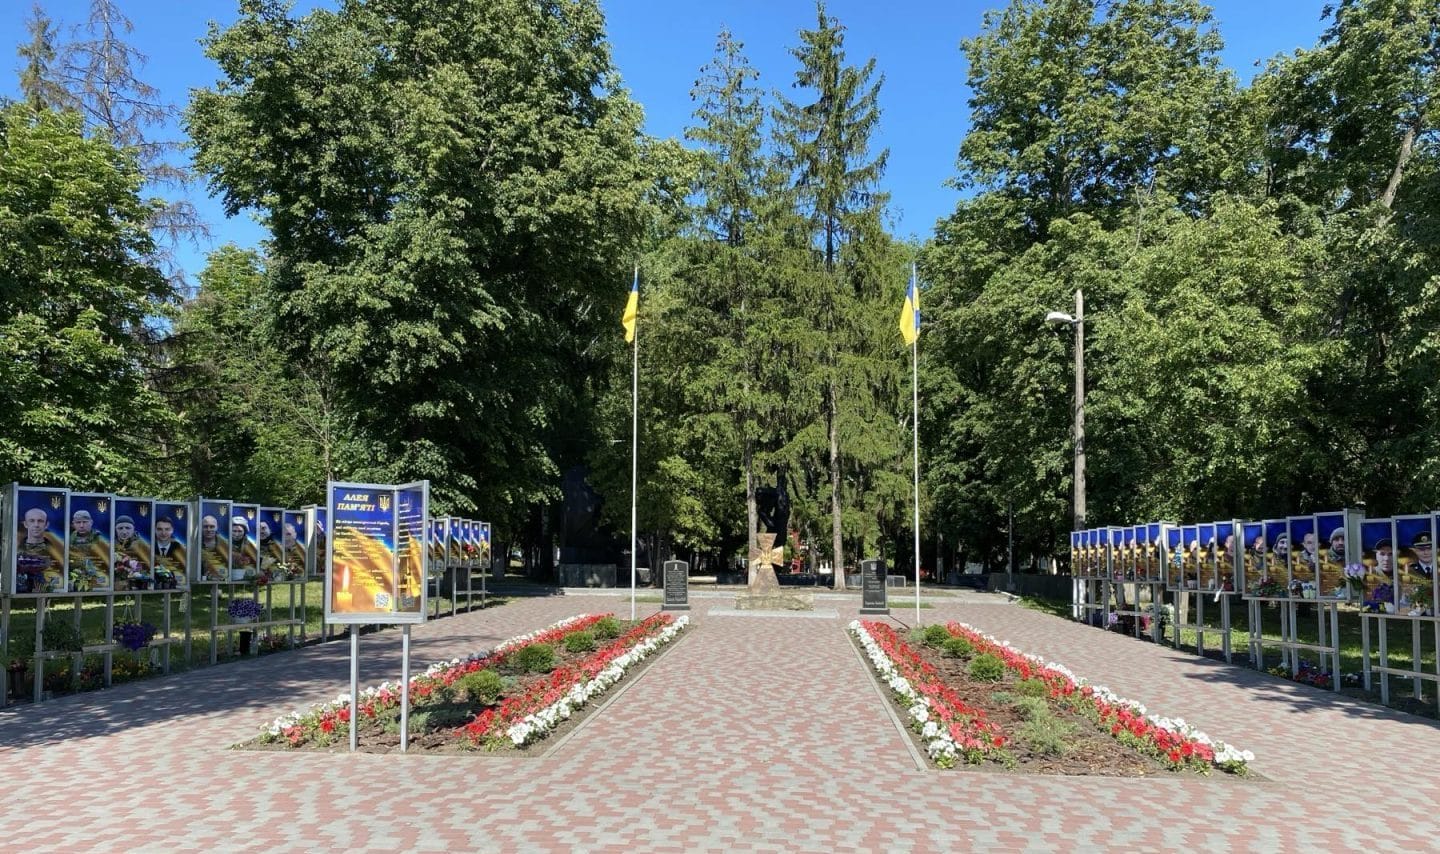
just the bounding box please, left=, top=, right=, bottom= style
left=860, top=558, right=889, bottom=614
left=663, top=559, right=689, bottom=611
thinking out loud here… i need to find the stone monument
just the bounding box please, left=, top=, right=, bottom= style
left=859, top=558, right=889, bottom=615
left=735, top=533, right=812, bottom=612
left=662, top=559, right=689, bottom=611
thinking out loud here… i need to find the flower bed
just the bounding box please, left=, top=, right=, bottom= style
left=851, top=620, right=1253, bottom=775
left=254, top=612, right=687, bottom=752
left=851, top=620, right=1007, bottom=767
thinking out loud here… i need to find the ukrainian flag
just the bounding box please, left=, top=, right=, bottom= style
left=622, top=269, right=638, bottom=343
left=898, top=269, right=919, bottom=345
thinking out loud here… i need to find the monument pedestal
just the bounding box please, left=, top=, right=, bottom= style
left=734, top=592, right=814, bottom=611
left=734, top=561, right=813, bottom=611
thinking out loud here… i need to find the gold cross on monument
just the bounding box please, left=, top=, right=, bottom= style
left=748, top=533, right=784, bottom=574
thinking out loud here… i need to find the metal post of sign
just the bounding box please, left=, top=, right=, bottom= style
left=349, top=624, right=360, bottom=753
left=401, top=625, right=411, bottom=753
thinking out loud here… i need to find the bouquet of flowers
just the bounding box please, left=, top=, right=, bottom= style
left=111, top=620, right=157, bottom=651
left=272, top=561, right=303, bottom=582
left=114, top=557, right=153, bottom=590
left=1342, top=563, right=1367, bottom=598
left=227, top=599, right=263, bottom=623
left=1363, top=582, right=1395, bottom=613
left=1253, top=577, right=1287, bottom=598
left=69, top=561, right=107, bottom=592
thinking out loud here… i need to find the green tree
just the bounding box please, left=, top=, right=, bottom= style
left=957, top=0, right=1247, bottom=241
left=0, top=103, right=176, bottom=490
left=1257, top=0, right=1440, bottom=511
left=16, top=0, right=206, bottom=256
left=187, top=0, right=663, bottom=538
left=165, top=244, right=338, bottom=506
left=924, top=0, right=1284, bottom=565
left=774, top=2, right=903, bottom=585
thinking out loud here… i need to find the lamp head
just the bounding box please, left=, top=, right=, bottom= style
left=1045, top=311, right=1076, bottom=326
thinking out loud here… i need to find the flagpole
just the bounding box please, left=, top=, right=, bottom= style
left=911, top=263, right=921, bottom=626
left=630, top=266, right=639, bottom=622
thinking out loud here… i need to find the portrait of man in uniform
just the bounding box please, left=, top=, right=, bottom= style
left=1242, top=522, right=1265, bottom=593
left=231, top=512, right=258, bottom=577
left=1181, top=525, right=1200, bottom=588
left=1216, top=523, right=1236, bottom=592
left=67, top=495, right=112, bottom=591
left=258, top=510, right=285, bottom=574
left=282, top=521, right=304, bottom=568
left=1397, top=518, right=1435, bottom=581
left=1410, top=532, right=1433, bottom=578
left=198, top=506, right=230, bottom=582
left=14, top=490, right=66, bottom=594
left=114, top=515, right=143, bottom=560
left=1318, top=523, right=1346, bottom=596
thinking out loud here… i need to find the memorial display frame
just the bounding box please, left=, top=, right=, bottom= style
left=67, top=491, right=115, bottom=594
left=1071, top=528, right=1109, bottom=627
left=324, top=480, right=430, bottom=626
left=7, top=484, right=69, bottom=597
left=460, top=519, right=478, bottom=610
left=1242, top=518, right=1297, bottom=670
left=1108, top=525, right=1149, bottom=640
left=1361, top=513, right=1440, bottom=709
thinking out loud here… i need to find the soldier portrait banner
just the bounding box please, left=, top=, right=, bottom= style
left=9, top=485, right=68, bottom=595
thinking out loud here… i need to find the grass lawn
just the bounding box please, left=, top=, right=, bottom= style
left=2, top=575, right=508, bottom=701
left=1018, top=592, right=1440, bottom=719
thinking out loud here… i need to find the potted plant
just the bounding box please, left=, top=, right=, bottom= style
left=6, top=646, right=31, bottom=701
left=227, top=598, right=262, bottom=624
left=228, top=598, right=263, bottom=656
left=111, top=620, right=157, bottom=651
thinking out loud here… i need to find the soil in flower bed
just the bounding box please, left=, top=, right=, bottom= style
left=858, top=626, right=1249, bottom=778
left=243, top=613, right=684, bottom=755
left=903, top=643, right=1168, bottom=776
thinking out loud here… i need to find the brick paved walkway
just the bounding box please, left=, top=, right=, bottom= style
left=3, top=592, right=1439, bottom=851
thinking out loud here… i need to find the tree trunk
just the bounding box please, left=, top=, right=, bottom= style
left=540, top=504, right=553, bottom=577
left=829, top=383, right=845, bottom=590
left=1379, top=120, right=1419, bottom=213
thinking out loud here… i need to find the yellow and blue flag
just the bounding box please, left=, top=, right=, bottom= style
left=622, top=269, right=638, bottom=343
left=898, top=267, right=919, bottom=345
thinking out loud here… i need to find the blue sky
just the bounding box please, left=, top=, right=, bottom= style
left=0, top=1, right=1331, bottom=283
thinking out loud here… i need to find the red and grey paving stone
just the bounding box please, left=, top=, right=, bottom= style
left=3, top=590, right=1439, bottom=850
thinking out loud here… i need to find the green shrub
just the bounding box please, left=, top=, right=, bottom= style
left=967, top=653, right=1005, bottom=682
left=511, top=643, right=556, bottom=674
left=921, top=624, right=951, bottom=647
left=408, top=705, right=475, bottom=732
left=941, top=636, right=973, bottom=658
left=1013, top=696, right=1049, bottom=721
left=593, top=617, right=622, bottom=639
left=454, top=669, right=506, bottom=705
left=564, top=630, right=597, bottom=653
left=42, top=619, right=85, bottom=653
left=1017, top=713, right=1075, bottom=756
left=1016, top=678, right=1049, bottom=698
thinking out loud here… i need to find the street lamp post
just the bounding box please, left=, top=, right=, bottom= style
left=1045, top=289, right=1085, bottom=531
